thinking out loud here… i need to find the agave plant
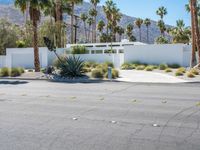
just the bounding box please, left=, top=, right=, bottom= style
left=60, top=56, right=85, bottom=77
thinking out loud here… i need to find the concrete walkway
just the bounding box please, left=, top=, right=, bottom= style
left=116, top=70, right=188, bottom=83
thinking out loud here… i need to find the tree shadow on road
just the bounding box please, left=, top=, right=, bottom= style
left=0, top=80, right=29, bottom=85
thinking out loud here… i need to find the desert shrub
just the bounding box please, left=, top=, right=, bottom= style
left=152, top=65, right=158, bottom=69
left=187, top=72, right=195, bottom=78
left=145, top=66, right=154, bottom=71
left=175, top=70, right=184, bottom=76
left=82, top=67, right=92, bottom=73
left=71, top=45, right=87, bottom=54
left=0, top=67, right=10, bottom=77
left=177, top=67, right=186, bottom=73
left=168, top=64, right=180, bottom=69
left=28, top=69, right=34, bottom=72
left=112, top=69, right=119, bottom=78
left=91, top=69, right=104, bottom=78
left=136, top=65, right=145, bottom=70
left=60, top=56, right=84, bottom=77
left=53, top=55, right=67, bottom=69
left=18, top=67, right=25, bottom=74
left=165, top=68, right=172, bottom=73
left=84, top=61, right=98, bottom=68
left=10, top=68, right=21, bottom=77
left=121, top=63, right=136, bottom=70
left=104, top=61, right=114, bottom=68
left=159, top=64, right=168, bottom=70
left=190, top=68, right=199, bottom=75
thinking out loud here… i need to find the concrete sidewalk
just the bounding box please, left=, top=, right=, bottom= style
left=116, top=70, right=188, bottom=83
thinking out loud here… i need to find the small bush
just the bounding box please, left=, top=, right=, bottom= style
left=177, top=67, right=186, bottom=73
left=71, top=45, right=88, bottom=54
left=136, top=65, right=145, bottom=70
left=165, top=68, right=172, bottom=73
left=187, top=72, right=195, bottom=78
left=112, top=69, right=119, bottom=78
left=84, top=61, right=98, bottom=68
left=175, top=70, right=184, bottom=76
left=104, top=61, right=114, bottom=68
left=168, top=64, right=180, bottom=69
left=91, top=69, right=104, bottom=78
left=18, top=67, right=25, bottom=74
left=145, top=66, right=153, bottom=71
left=190, top=68, right=199, bottom=75
left=159, top=64, right=168, bottom=70
left=40, top=68, right=46, bottom=73
left=121, top=63, right=135, bottom=70
left=10, top=68, right=21, bottom=77
left=104, top=69, right=119, bottom=79
left=0, top=67, right=10, bottom=77
left=82, top=67, right=92, bottom=73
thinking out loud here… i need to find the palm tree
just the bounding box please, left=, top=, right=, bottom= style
left=68, top=0, right=83, bottom=44
left=80, top=13, right=88, bottom=42
left=157, top=20, right=166, bottom=36
left=156, top=6, right=167, bottom=20
left=89, top=8, right=97, bottom=43
left=134, top=18, right=143, bottom=42
left=90, top=0, right=100, bottom=43
left=97, top=20, right=105, bottom=33
left=15, top=0, right=49, bottom=72
left=116, top=26, right=124, bottom=42
left=126, top=23, right=134, bottom=41
left=87, top=17, right=94, bottom=43
left=144, top=18, right=151, bottom=43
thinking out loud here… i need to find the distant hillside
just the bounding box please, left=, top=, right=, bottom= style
left=0, top=1, right=171, bottom=43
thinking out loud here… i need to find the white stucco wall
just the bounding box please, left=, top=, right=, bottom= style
left=124, top=44, right=192, bottom=67
left=0, top=56, right=6, bottom=68
left=5, top=47, right=48, bottom=69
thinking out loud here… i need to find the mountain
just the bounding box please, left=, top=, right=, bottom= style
left=0, top=0, right=170, bottom=44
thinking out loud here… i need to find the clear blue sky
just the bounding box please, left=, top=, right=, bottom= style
left=85, top=0, right=191, bottom=26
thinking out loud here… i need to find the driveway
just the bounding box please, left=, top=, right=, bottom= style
left=117, top=70, right=188, bottom=83
left=0, top=80, right=200, bottom=150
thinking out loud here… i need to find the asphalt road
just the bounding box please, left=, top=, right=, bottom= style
left=0, top=80, right=200, bottom=150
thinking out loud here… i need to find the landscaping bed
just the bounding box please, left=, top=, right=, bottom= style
left=121, top=62, right=200, bottom=81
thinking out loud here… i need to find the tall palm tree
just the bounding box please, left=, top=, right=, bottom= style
left=134, top=18, right=143, bottom=42
left=15, top=0, right=49, bottom=72
left=87, top=17, right=94, bottom=43
left=116, top=26, right=124, bottom=42
left=97, top=20, right=105, bottom=34
left=68, top=0, right=83, bottom=44
left=89, top=8, right=97, bottom=43
left=80, top=13, right=88, bottom=43
left=156, top=6, right=168, bottom=20
left=157, top=20, right=166, bottom=36
left=144, top=18, right=151, bottom=43
left=126, top=23, right=134, bottom=41
left=90, top=0, right=100, bottom=43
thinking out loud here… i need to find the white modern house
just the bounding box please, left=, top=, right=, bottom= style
left=0, top=41, right=194, bottom=69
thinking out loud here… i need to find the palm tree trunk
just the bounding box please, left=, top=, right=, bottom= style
left=147, top=26, right=149, bottom=43
left=94, top=5, right=97, bottom=43
left=190, top=0, right=197, bottom=67
left=32, top=17, right=40, bottom=72
left=139, top=27, right=142, bottom=42
left=71, top=2, right=74, bottom=44
left=84, top=21, right=87, bottom=43
left=56, top=0, right=62, bottom=48
left=192, top=0, right=200, bottom=65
